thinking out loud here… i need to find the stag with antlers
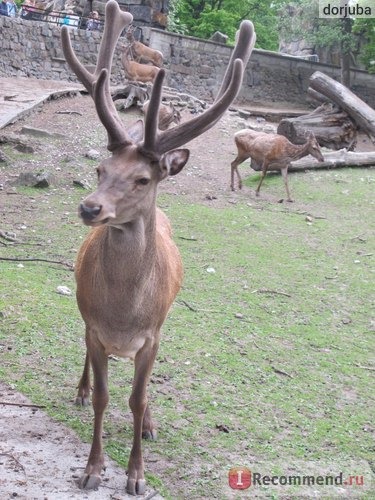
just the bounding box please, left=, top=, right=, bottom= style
left=61, top=1, right=255, bottom=494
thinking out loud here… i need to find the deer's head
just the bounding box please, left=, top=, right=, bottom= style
left=62, top=0, right=255, bottom=227
left=307, top=132, right=324, bottom=163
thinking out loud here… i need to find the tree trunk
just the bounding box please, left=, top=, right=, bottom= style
left=277, top=103, right=357, bottom=150
left=288, top=150, right=375, bottom=172
left=309, top=71, right=375, bottom=140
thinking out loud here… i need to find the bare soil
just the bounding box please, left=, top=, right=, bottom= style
left=0, top=93, right=373, bottom=499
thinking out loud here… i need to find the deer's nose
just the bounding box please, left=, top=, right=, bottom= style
left=79, top=203, right=102, bottom=220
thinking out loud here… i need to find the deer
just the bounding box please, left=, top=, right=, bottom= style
left=61, top=0, right=255, bottom=495
left=230, top=130, right=324, bottom=202
left=142, top=100, right=181, bottom=130
left=126, top=27, right=163, bottom=67
left=121, top=45, right=160, bottom=83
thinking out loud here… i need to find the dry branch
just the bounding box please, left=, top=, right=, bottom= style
left=0, top=256, right=74, bottom=270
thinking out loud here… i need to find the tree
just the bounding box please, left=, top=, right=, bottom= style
left=353, top=18, right=375, bottom=74
left=277, top=0, right=374, bottom=87
left=168, top=0, right=280, bottom=50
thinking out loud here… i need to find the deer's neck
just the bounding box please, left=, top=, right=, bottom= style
left=287, top=142, right=310, bottom=162
left=101, top=211, right=157, bottom=284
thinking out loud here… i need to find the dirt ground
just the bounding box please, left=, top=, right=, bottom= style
left=0, top=93, right=374, bottom=499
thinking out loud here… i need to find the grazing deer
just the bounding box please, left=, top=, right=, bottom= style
left=126, top=27, right=163, bottom=67
left=61, top=0, right=255, bottom=495
left=121, top=45, right=159, bottom=83
left=231, top=130, right=324, bottom=201
left=142, top=100, right=181, bottom=130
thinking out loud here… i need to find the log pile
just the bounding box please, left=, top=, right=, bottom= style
left=278, top=71, right=375, bottom=151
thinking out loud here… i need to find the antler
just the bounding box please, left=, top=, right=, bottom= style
left=61, top=0, right=133, bottom=151
left=140, top=20, right=256, bottom=157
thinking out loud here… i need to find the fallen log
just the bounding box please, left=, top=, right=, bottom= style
left=309, top=71, right=375, bottom=141
left=288, top=149, right=375, bottom=171
left=112, top=84, right=149, bottom=110
left=277, top=103, right=357, bottom=150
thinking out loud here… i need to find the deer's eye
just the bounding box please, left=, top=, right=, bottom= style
left=136, top=177, right=151, bottom=186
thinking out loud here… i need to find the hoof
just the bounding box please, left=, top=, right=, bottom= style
left=75, top=396, right=90, bottom=406
left=77, top=473, right=101, bottom=490
left=126, top=477, right=146, bottom=495
left=142, top=428, right=157, bottom=441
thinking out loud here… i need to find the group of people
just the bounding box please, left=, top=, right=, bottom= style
left=0, top=0, right=102, bottom=31
left=0, top=0, right=18, bottom=17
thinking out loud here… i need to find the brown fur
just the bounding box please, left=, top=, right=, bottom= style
left=142, top=101, right=181, bottom=130
left=121, top=47, right=159, bottom=83
left=61, top=2, right=255, bottom=494
left=231, top=130, right=324, bottom=201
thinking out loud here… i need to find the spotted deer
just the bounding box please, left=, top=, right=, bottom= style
left=231, top=130, right=324, bottom=201
left=61, top=0, right=255, bottom=495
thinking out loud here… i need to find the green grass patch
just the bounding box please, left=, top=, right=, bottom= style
left=0, top=167, right=374, bottom=498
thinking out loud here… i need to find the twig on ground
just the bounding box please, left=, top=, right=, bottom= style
left=178, top=236, right=198, bottom=241
left=252, top=288, right=292, bottom=298
left=56, top=110, right=83, bottom=116
left=271, top=366, right=293, bottom=378
left=178, top=299, right=197, bottom=312
left=0, top=401, right=46, bottom=409
left=355, top=363, right=375, bottom=371
left=0, top=452, right=26, bottom=474
left=0, top=256, right=74, bottom=270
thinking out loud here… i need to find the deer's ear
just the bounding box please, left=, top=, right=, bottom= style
left=159, top=148, right=190, bottom=178
left=127, top=120, right=144, bottom=143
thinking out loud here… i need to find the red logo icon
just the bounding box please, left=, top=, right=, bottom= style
left=228, top=467, right=251, bottom=489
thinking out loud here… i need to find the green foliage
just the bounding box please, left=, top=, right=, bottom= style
left=278, top=0, right=374, bottom=73
left=168, top=0, right=279, bottom=50
left=353, top=18, right=375, bottom=73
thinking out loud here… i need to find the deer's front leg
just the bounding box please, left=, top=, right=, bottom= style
left=127, top=340, right=159, bottom=496
left=78, top=342, right=109, bottom=490
left=281, top=167, right=293, bottom=202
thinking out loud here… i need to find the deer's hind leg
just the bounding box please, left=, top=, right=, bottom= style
left=255, top=160, right=269, bottom=197
left=75, top=351, right=91, bottom=406
left=231, top=154, right=249, bottom=191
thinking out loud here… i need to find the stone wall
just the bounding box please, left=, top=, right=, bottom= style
left=148, top=29, right=375, bottom=108
left=1, top=16, right=374, bottom=108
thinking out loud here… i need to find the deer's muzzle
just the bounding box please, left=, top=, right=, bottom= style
left=79, top=203, right=102, bottom=221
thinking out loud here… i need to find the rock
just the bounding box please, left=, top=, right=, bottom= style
left=56, top=286, right=72, bottom=296
left=73, top=179, right=91, bottom=189
left=20, top=126, right=66, bottom=139
left=0, top=149, right=9, bottom=163
left=15, top=171, right=51, bottom=188
left=15, top=143, right=35, bottom=154
left=84, top=149, right=100, bottom=160
left=210, top=31, right=228, bottom=44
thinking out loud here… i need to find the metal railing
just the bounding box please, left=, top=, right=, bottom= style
left=18, top=5, right=104, bottom=31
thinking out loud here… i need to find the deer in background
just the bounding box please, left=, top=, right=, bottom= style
left=61, top=0, right=255, bottom=495
left=126, top=26, right=163, bottom=67
left=231, top=130, right=324, bottom=201
left=142, top=100, right=181, bottom=130
left=121, top=45, right=159, bottom=83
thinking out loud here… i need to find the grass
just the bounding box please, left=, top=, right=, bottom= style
left=0, top=164, right=374, bottom=498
